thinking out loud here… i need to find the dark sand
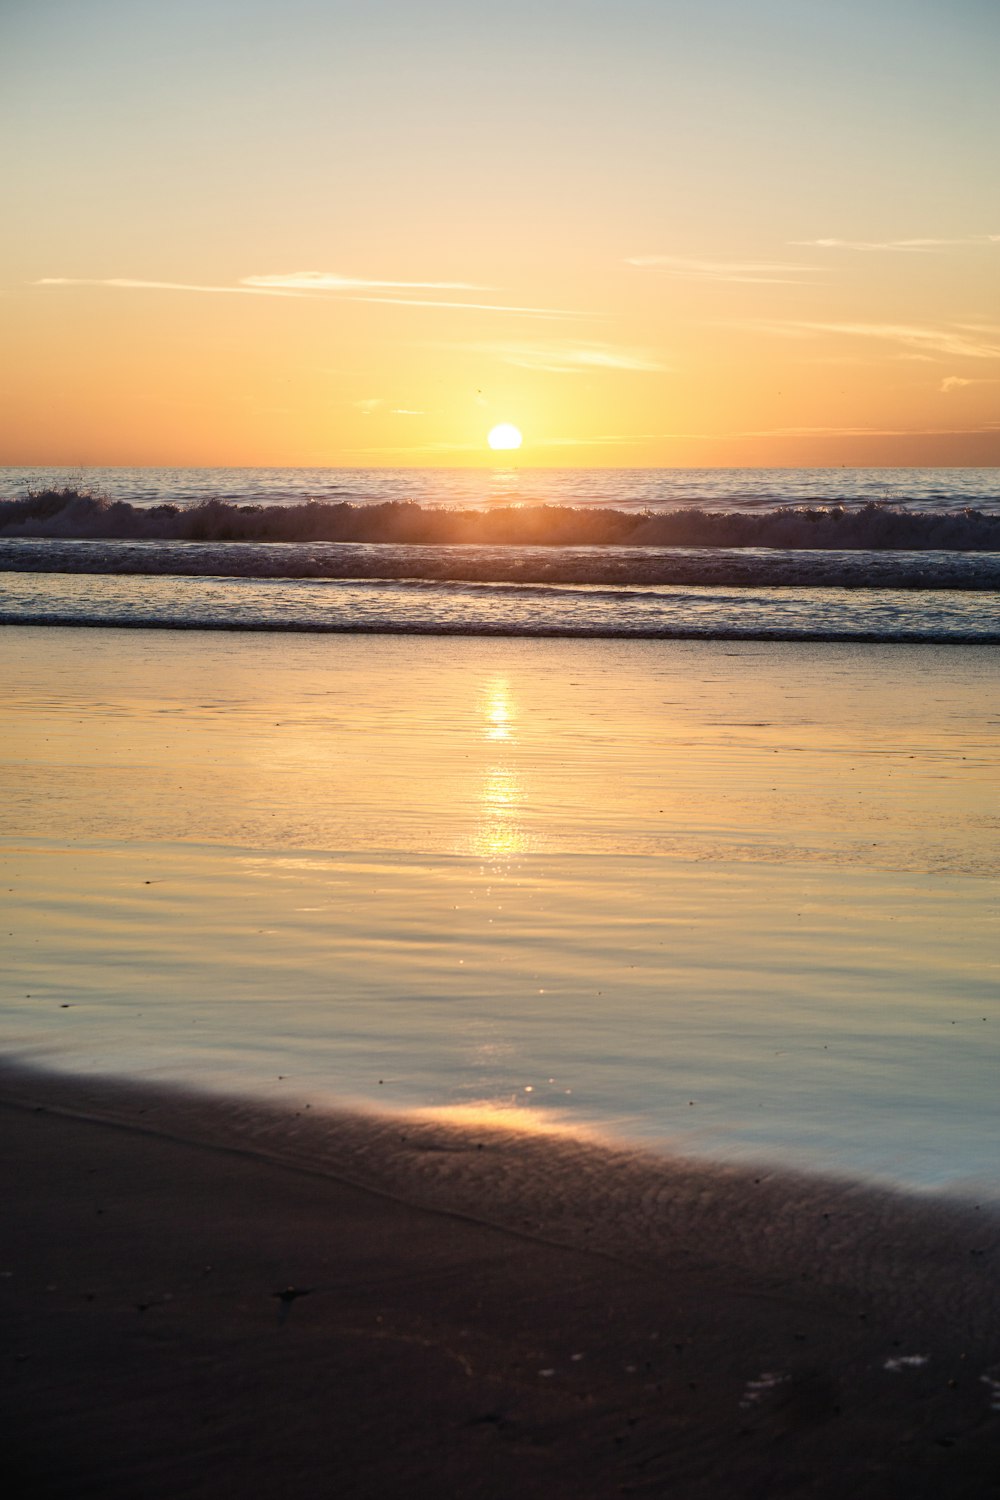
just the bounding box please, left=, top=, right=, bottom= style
left=3, top=1067, right=1000, bottom=1499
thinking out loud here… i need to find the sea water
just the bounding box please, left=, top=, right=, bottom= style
left=2, top=465, right=999, bottom=641
left=4, top=464, right=999, bottom=513
left=2, top=614, right=997, bottom=1196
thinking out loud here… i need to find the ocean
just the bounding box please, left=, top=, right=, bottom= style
left=2, top=467, right=998, bottom=1196
left=1, top=465, right=998, bottom=640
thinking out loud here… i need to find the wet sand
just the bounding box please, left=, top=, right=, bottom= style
left=5, top=628, right=999, bottom=1189
left=3, top=1067, right=1000, bottom=1499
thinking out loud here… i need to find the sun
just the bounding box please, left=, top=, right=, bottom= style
left=487, top=423, right=523, bottom=451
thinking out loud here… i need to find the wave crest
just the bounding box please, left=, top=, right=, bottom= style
left=3, top=487, right=1000, bottom=551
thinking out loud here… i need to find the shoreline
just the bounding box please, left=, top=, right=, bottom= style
left=5, top=616, right=999, bottom=644
left=3, top=1065, right=1000, bottom=1497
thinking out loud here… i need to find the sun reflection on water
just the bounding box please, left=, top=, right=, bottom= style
left=471, top=767, right=529, bottom=859
left=471, top=676, right=531, bottom=858
left=413, top=1100, right=598, bottom=1141
left=483, top=678, right=514, bottom=741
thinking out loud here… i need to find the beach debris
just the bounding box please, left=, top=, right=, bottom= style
left=273, top=1284, right=314, bottom=1326
left=883, top=1354, right=929, bottom=1371
left=273, top=1285, right=313, bottom=1304
left=468, top=1409, right=507, bottom=1427
left=739, top=1371, right=786, bottom=1409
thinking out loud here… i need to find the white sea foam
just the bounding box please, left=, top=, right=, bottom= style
left=1, top=565, right=996, bottom=642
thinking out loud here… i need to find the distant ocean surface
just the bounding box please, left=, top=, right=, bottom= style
left=2, top=466, right=998, bottom=642
left=5, top=464, right=1000, bottom=512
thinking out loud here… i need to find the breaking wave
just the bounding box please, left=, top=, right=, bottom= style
left=3, top=487, right=1000, bottom=551
left=2, top=536, right=999, bottom=591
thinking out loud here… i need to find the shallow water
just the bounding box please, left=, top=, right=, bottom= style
left=2, top=629, right=998, bottom=1193
left=2, top=567, right=998, bottom=642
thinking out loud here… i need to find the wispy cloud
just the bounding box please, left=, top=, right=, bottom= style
left=243, top=271, right=491, bottom=292
left=735, top=319, right=1000, bottom=361
left=36, top=276, right=302, bottom=297
left=464, top=340, right=668, bottom=374
left=352, top=401, right=427, bottom=416
left=350, top=296, right=584, bottom=318
left=534, top=433, right=650, bottom=447
left=341, top=440, right=484, bottom=456
left=734, top=422, right=1000, bottom=437
left=34, top=275, right=585, bottom=319
left=940, top=375, right=1000, bottom=393
left=644, top=422, right=1000, bottom=440
left=791, top=235, right=1000, bottom=251
left=626, top=256, right=814, bottom=285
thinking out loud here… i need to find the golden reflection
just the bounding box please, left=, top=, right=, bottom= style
left=486, top=468, right=525, bottom=503
left=470, top=672, right=539, bottom=852
left=482, top=767, right=518, bottom=808
left=483, top=677, right=514, bottom=741
left=469, top=676, right=531, bottom=857
left=471, top=766, right=528, bottom=858
left=414, top=1100, right=599, bottom=1141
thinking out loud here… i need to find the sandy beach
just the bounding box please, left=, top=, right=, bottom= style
left=3, top=1065, right=1000, bottom=1499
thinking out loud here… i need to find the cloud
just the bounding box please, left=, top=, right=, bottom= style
left=341, top=440, right=483, bottom=456
left=35, top=276, right=302, bottom=297
left=735, top=319, right=1000, bottom=361
left=640, top=422, right=1000, bottom=441
left=940, top=375, right=1000, bottom=393
left=38, top=272, right=492, bottom=297
left=463, top=341, right=669, bottom=373
left=243, top=271, right=490, bottom=292
left=625, top=255, right=814, bottom=285
left=534, top=433, right=649, bottom=447
left=350, top=296, right=584, bottom=318
left=251, top=272, right=588, bottom=318
left=734, top=423, right=1000, bottom=437
left=34, top=276, right=585, bottom=319
left=354, top=398, right=433, bottom=416
left=791, top=235, right=1000, bottom=251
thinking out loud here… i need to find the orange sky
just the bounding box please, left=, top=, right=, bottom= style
left=2, top=0, right=998, bottom=468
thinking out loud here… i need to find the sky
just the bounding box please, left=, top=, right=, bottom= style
left=2, top=0, right=998, bottom=468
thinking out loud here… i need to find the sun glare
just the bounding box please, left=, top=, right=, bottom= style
left=487, top=423, right=523, bottom=451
